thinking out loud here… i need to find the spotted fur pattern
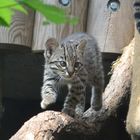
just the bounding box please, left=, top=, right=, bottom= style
left=40, top=33, right=104, bottom=118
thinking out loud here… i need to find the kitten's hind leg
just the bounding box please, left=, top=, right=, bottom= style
left=91, top=86, right=102, bottom=111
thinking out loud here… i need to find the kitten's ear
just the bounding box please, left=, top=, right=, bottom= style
left=44, top=38, right=59, bottom=59
left=77, top=39, right=87, bottom=55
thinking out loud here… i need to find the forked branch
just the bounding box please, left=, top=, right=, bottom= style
left=10, top=39, right=134, bottom=140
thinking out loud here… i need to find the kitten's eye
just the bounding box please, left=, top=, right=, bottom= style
left=75, top=44, right=79, bottom=47
left=74, top=62, right=81, bottom=69
left=60, top=61, right=66, bottom=67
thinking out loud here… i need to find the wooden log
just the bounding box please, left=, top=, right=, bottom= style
left=126, top=30, right=140, bottom=139
left=0, top=9, right=34, bottom=48
left=10, top=38, right=133, bottom=140
left=32, top=0, right=88, bottom=51
left=87, top=0, right=134, bottom=53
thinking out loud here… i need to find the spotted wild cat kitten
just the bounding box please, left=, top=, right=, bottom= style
left=40, top=33, right=104, bottom=118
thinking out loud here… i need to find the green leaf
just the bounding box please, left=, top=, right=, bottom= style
left=0, top=0, right=78, bottom=26
left=12, top=4, right=27, bottom=14
left=0, top=0, right=17, bottom=8
left=0, top=8, right=13, bottom=26
left=21, top=0, right=78, bottom=24
left=68, top=17, right=79, bottom=25
left=0, top=0, right=28, bottom=26
left=0, top=0, right=27, bottom=14
left=0, top=18, right=9, bottom=26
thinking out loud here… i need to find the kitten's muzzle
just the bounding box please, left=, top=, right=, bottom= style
left=67, top=70, right=74, bottom=77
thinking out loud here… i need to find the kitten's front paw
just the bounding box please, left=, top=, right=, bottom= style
left=75, top=108, right=84, bottom=119
left=41, top=94, right=56, bottom=109
left=62, top=108, right=75, bottom=118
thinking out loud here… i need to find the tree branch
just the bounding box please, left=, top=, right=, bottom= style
left=10, top=39, right=134, bottom=140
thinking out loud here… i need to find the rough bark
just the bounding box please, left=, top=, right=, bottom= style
left=126, top=30, right=140, bottom=140
left=10, top=39, right=134, bottom=140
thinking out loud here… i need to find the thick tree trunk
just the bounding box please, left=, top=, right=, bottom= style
left=126, top=30, right=140, bottom=140
left=10, top=39, right=134, bottom=140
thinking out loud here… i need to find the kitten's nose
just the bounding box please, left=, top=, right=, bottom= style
left=68, top=71, right=74, bottom=77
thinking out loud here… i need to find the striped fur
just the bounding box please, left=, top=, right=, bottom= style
left=41, top=33, right=104, bottom=118
left=134, top=0, right=140, bottom=33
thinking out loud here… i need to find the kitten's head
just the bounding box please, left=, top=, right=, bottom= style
left=44, top=38, right=86, bottom=80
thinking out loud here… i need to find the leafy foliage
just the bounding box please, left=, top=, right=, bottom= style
left=0, top=0, right=27, bottom=26
left=0, top=0, right=78, bottom=27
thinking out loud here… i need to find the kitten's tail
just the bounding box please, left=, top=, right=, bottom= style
left=134, top=0, right=140, bottom=33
